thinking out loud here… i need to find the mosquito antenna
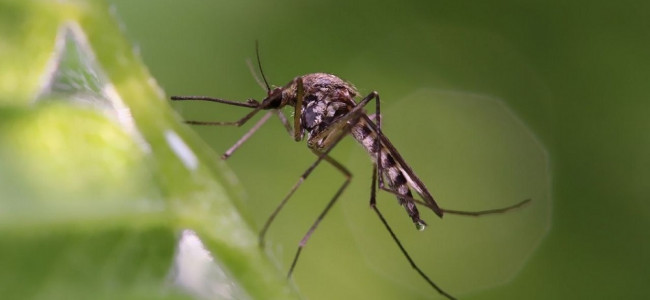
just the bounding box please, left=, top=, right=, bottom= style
left=255, top=41, right=271, bottom=92
left=247, top=59, right=267, bottom=91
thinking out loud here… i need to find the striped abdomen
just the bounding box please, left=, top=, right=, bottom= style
left=350, top=119, right=426, bottom=229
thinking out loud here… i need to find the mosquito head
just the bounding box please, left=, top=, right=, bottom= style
left=259, top=86, right=285, bottom=109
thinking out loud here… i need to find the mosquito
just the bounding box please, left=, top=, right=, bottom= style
left=171, top=46, right=530, bottom=300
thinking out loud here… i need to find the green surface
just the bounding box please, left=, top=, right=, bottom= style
left=0, top=1, right=300, bottom=299
left=2, top=0, right=648, bottom=299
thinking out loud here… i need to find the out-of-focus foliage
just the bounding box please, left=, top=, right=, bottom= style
left=0, top=1, right=301, bottom=299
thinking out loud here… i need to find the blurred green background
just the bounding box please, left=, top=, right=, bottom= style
left=93, top=0, right=649, bottom=299
left=104, top=0, right=648, bottom=299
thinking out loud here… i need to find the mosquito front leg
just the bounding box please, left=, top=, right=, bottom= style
left=218, top=109, right=298, bottom=160
left=171, top=95, right=266, bottom=159
left=171, top=96, right=265, bottom=127
left=221, top=110, right=274, bottom=159
left=293, top=77, right=306, bottom=141
left=219, top=109, right=298, bottom=159
left=172, top=95, right=293, bottom=159
left=287, top=150, right=352, bottom=278
left=171, top=95, right=260, bottom=108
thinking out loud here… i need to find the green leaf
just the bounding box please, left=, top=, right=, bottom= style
left=0, top=1, right=299, bottom=299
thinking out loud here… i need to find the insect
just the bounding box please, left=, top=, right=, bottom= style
left=171, top=46, right=530, bottom=299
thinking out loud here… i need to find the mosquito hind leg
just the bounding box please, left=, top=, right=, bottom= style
left=376, top=185, right=531, bottom=217
left=365, top=96, right=426, bottom=227
left=368, top=165, right=457, bottom=300
left=437, top=198, right=531, bottom=217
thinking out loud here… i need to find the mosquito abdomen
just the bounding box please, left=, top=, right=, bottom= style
left=351, top=121, right=426, bottom=230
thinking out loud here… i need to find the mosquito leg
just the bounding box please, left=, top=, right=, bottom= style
left=361, top=95, right=403, bottom=221
left=366, top=113, right=379, bottom=123
left=377, top=185, right=531, bottom=217
left=223, top=109, right=299, bottom=159
left=293, top=77, right=305, bottom=141
left=370, top=164, right=379, bottom=206
left=224, top=109, right=295, bottom=159
left=374, top=93, right=382, bottom=129
left=220, top=110, right=274, bottom=160
left=171, top=96, right=259, bottom=108
left=172, top=96, right=288, bottom=159
left=370, top=93, right=386, bottom=193
left=439, top=198, right=531, bottom=217
left=275, top=110, right=294, bottom=136
left=183, top=105, right=264, bottom=126
left=368, top=165, right=456, bottom=300
left=371, top=204, right=457, bottom=300
left=287, top=151, right=352, bottom=278
left=258, top=123, right=353, bottom=248
left=257, top=159, right=324, bottom=248
left=171, top=96, right=264, bottom=126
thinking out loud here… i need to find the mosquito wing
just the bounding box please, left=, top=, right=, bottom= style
left=361, top=115, right=444, bottom=217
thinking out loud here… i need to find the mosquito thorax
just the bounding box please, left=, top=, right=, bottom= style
left=282, top=73, right=358, bottom=106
